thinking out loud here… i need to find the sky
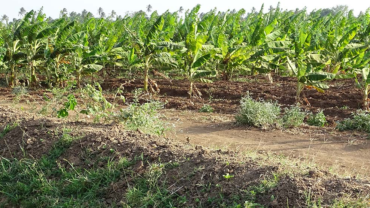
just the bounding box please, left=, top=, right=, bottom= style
left=0, top=0, right=369, bottom=19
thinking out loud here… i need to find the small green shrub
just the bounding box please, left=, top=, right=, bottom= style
left=12, top=86, right=28, bottom=96
left=0, top=123, right=18, bottom=139
left=115, top=101, right=168, bottom=135
left=235, top=95, right=281, bottom=129
left=337, top=110, right=370, bottom=132
left=307, top=110, right=327, bottom=127
left=199, top=104, right=214, bottom=113
left=282, top=105, right=306, bottom=128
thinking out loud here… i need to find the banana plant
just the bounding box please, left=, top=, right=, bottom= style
left=344, top=47, right=370, bottom=109
left=44, top=21, right=76, bottom=87
left=1, top=34, right=26, bottom=87
left=242, top=5, right=285, bottom=80
left=70, top=43, right=103, bottom=88
left=215, top=36, right=254, bottom=80
left=287, top=55, right=334, bottom=102
left=357, top=67, right=370, bottom=109
left=321, top=24, right=360, bottom=73
left=285, top=25, right=335, bottom=102
left=211, top=12, right=254, bottom=80
left=1, top=11, right=33, bottom=86
left=126, top=14, right=178, bottom=92
left=176, top=21, right=216, bottom=98
left=20, top=10, right=64, bottom=87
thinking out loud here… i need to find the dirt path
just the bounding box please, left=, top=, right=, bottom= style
left=163, top=110, right=370, bottom=179
left=2, top=105, right=370, bottom=207
left=1, top=85, right=369, bottom=179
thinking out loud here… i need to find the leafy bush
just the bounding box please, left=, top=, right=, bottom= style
left=337, top=110, right=370, bottom=132
left=235, top=95, right=281, bottom=129
left=199, top=104, right=214, bottom=113
left=79, top=83, right=116, bottom=122
left=116, top=101, right=168, bottom=135
left=57, top=94, right=77, bottom=118
left=12, top=86, right=28, bottom=95
left=307, top=110, right=327, bottom=127
left=282, top=105, right=306, bottom=128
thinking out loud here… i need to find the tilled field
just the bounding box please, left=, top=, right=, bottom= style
left=1, top=105, right=370, bottom=207
left=101, top=74, right=362, bottom=126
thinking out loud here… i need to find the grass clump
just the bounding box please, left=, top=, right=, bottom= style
left=0, top=122, right=18, bottom=139
left=235, top=95, right=281, bottom=129
left=116, top=101, right=168, bottom=135
left=282, top=105, right=306, bottom=128
left=337, top=110, right=370, bottom=132
left=113, top=88, right=169, bottom=136
left=245, top=174, right=280, bottom=203
left=307, top=110, right=327, bottom=127
left=199, top=104, right=214, bottom=113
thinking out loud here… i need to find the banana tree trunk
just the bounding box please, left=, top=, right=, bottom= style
left=77, top=71, right=82, bottom=88
left=9, top=63, right=16, bottom=87
left=55, top=63, right=60, bottom=87
left=363, top=84, right=369, bottom=110
left=30, top=68, right=37, bottom=87
left=266, top=73, right=273, bottom=84
left=143, top=57, right=150, bottom=92
left=143, top=68, right=149, bottom=92
left=30, top=60, right=37, bottom=87
left=188, top=81, right=194, bottom=98
left=296, top=81, right=305, bottom=103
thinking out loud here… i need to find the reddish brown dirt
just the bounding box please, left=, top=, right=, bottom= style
left=0, top=75, right=369, bottom=179
left=101, top=75, right=361, bottom=124
left=163, top=110, right=370, bottom=179
left=1, top=105, right=370, bottom=207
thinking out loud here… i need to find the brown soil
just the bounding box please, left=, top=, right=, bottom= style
left=101, top=75, right=361, bottom=124
left=163, top=110, right=370, bottom=178
left=1, top=105, right=370, bottom=207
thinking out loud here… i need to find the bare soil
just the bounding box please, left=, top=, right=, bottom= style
left=163, top=110, right=370, bottom=178
left=1, top=75, right=370, bottom=206
left=1, top=105, right=370, bottom=207
left=101, top=74, right=361, bottom=125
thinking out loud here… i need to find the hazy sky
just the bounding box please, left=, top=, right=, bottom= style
left=1, top=0, right=369, bottom=19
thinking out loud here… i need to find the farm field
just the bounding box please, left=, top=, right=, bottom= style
left=2, top=3, right=370, bottom=207
left=1, top=74, right=370, bottom=207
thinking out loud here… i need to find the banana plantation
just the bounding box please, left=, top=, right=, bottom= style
left=3, top=4, right=370, bottom=207
left=0, top=5, right=369, bottom=106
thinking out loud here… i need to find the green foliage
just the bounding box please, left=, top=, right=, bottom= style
left=307, top=110, right=327, bottom=127
left=0, top=122, right=18, bottom=139
left=245, top=174, right=279, bottom=203
left=223, top=173, right=234, bottom=180
left=282, top=105, right=306, bottom=128
left=236, top=96, right=309, bottom=129
left=116, top=99, right=168, bottom=136
left=235, top=95, right=281, bottom=129
left=1, top=4, right=370, bottom=110
left=79, top=83, right=114, bottom=122
left=337, top=110, right=370, bottom=133
left=199, top=104, right=214, bottom=113
left=0, top=156, right=126, bottom=207
left=57, top=94, right=77, bottom=118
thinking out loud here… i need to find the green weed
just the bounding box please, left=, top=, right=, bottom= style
left=307, top=110, right=327, bottom=127
left=337, top=110, right=370, bottom=132
left=283, top=105, right=306, bottom=128
left=0, top=123, right=18, bottom=139
left=235, top=95, right=281, bottom=129
left=199, top=104, right=214, bottom=113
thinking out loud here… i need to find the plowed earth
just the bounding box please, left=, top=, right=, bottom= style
left=1, top=106, right=370, bottom=207
left=101, top=74, right=361, bottom=124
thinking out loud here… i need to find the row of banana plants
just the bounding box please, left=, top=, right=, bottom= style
left=1, top=5, right=370, bottom=107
